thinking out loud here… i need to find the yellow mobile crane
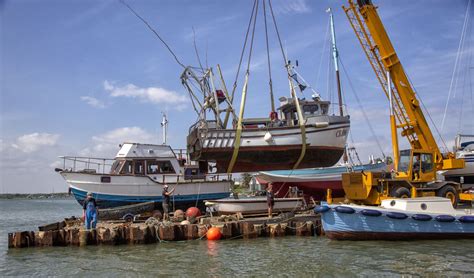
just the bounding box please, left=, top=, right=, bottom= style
left=339, top=0, right=472, bottom=206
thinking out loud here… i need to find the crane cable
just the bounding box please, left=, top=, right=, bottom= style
left=119, top=0, right=185, bottom=69
left=227, top=0, right=260, bottom=174
left=263, top=0, right=275, bottom=112
left=268, top=0, right=307, bottom=170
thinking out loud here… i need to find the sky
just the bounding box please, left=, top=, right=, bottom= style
left=1, top=0, right=472, bottom=193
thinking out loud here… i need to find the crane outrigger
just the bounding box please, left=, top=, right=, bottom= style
left=339, top=0, right=473, bottom=206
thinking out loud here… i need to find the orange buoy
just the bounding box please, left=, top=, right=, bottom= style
left=186, top=207, right=202, bottom=218
left=206, top=227, right=222, bottom=240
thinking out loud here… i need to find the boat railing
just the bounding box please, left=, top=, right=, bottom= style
left=160, top=172, right=233, bottom=184
left=57, top=156, right=115, bottom=174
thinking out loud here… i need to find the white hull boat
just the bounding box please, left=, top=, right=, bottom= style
left=205, top=197, right=305, bottom=215
left=57, top=143, right=232, bottom=208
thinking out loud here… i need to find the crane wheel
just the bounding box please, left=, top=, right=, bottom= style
left=390, top=187, right=411, bottom=198
left=436, top=185, right=459, bottom=207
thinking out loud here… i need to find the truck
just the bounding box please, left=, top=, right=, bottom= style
left=339, top=0, right=473, bottom=206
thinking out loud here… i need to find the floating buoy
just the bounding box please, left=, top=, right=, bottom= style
left=386, top=212, right=408, bottom=220
left=459, top=216, right=474, bottom=223
left=314, top=205, right=330, bottom=213
left=174, top=209, right=185, bottom=221
left=207, top=227, right=222, bottom=240
left=180, top=220, right=191, bottom=225
left=412, top=214, right=432, bottom=221
left=435, top=215, right=455, bottom=223
left=335, top=206, right=355, bottom=214
left=186, top=207, right=202, bottom=218
left=264, top=132, right=273, bottom=142
left=361, top=209, right=382, bottom=217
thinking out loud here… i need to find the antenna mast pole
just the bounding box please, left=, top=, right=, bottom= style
left=161, top=112, right=168, bottom=145
left=327, top=8, right=344, bottom=116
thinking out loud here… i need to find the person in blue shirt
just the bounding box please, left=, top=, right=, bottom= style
left=83, top=192, right=98, bottom=230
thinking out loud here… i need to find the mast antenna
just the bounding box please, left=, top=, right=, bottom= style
left=161, top=112, right=168, bottom=145
left=327, top=8, right=344, bottom=116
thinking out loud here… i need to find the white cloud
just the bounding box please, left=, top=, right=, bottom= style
left=103, top=80, right=188, bottom=109
left=80, top=96, right=106, bottom=108
left=11, top=133, right=60, bottom=153
left=79, top=127, right=156, bottom=157
left=273, top=0, right=311, bottom=15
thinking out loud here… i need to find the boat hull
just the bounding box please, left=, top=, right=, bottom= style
left=62, top=172, right=231, bottom=209
left=257, top=163, right=387, bottom=200
left=188, top=119, right=350, bottom=172
left=208, top=197, right=304, bottom=215
left=320, top=204, right=474, bottom=240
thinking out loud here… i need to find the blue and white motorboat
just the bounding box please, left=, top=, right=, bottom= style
left=316, top=197, right=474, bottom=240
left=57, top=142, right=232, bottom=208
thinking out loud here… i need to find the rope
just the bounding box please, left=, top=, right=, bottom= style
left=440, top=0, right=472, bottom=134
left=316, top=17, right=331, bottom=89
left=339, top=55, right=386, bottom=158
left=230, top=0, right=258, bottom=105
left=227, top=0, right=259, bottom=174
left=263, top=0, right=275, bottom=112
left=268, top=0, right=306, bottom=170
left=119, top=0, right=185, bottom=69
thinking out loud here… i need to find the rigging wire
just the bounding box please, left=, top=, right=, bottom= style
left=263, top=0, right=275, bottom=112
left=119, top=0, right=186, bottom=69
left=339, top=56, right=386, bottom=158
left=316, top=17, right=331, bottom=90
left=440, top=0, right=472, bottom=134
left=230, top=0, right=258, bottom=103
left=192, top=27, right=205, bottom=72
left=268, top=0, right=288, bottom=65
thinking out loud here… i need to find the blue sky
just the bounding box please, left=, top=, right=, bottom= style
left=1, top=0, right=472, bottom=193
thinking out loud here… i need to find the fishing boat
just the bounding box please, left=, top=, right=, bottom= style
left=56, top=142, right=232, bottom=209
left=205, top=197, right=305, bottom=215
left=187, top=95, right=350, bottom=173
left=439, top=134, right=474, bottom=188
left=316, top=197, right=474, bottom=240
left=182, top=2, right=350, bottom=173
left=257, top=159, right=387, bottom=200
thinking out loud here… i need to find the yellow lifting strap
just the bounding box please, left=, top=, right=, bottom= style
left=227, top=72, right=250, bottom=174
left=289, top=77, right=307, bottom=170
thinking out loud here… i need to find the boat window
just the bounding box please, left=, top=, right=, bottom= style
left=320, top=104, right=329, bottom=115
left=110, top=160, right=123, bottom=174
left=159, top=161, right=175, bottom=174
left=121, top=161, right=133, bottom=174
left=147, top=160, right=160, bottom=174
left=398, top=150, right=411, bottom=172
left=420, top=153, right=433, bottom=173
left=134, top=161, right=144, bottom=175
left=303, top=105, right=319, bottom=115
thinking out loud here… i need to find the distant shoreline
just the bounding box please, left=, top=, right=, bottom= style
left=0, top=193, right=73, bottom=200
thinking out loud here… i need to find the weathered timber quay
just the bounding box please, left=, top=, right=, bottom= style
left=8, top=214, right=322, bottom=248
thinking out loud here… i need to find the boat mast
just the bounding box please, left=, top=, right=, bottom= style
left=161, top=112, right=168, bottom=145
left=327, top=8, right=344, bottom=116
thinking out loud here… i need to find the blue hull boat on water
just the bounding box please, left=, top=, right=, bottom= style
left=317, top=197, right=474, bottom=240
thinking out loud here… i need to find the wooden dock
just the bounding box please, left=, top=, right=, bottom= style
left=8, top=213, right=323, bottom=248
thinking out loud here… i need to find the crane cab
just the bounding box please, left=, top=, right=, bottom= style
left=396, top=149, right=436, bottom=183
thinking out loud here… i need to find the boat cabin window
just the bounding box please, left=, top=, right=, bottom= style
left=159, top=161, right=175, bottom=174
left=121, top=161, right=133, bottom=174
left=134, top=160, right=145, bottom=175
left=147, top=160, right=160, bottom=174
left=110, top=160, right=124, bottom=174
left=320, top=104, right=329, bottom=115
left=303, top=104, right=319, bottom=116
left=398, top=150, right=411, bottom=172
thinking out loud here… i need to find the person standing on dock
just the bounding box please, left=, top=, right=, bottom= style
left=162, top=184, right=175, bottom=221
left=267, top=184, right=275, bottom=218
left=82, top=192, right=98, bottom=230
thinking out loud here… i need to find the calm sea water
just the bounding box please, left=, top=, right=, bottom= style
left=1, top=199, right=473, bottom=276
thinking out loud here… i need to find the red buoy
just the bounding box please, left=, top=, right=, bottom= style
left=186, top=207, right=202, bottom=218
left=206, top=227, right=222, bottom=240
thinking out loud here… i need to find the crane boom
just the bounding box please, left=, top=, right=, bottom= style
left=343, top=0, right=463, bottom=171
